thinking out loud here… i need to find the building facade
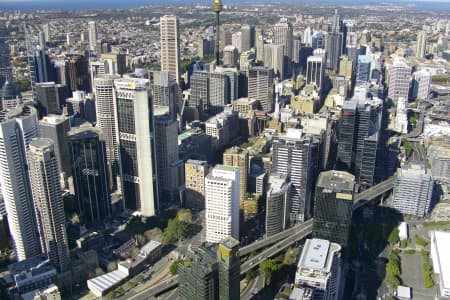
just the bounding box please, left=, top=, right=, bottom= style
left=205, top=165, right=240, bottom=243
left=28, top=138, right=70, bottom=272
left=160, top=15, right=181, bottom=84
left=313, top=170, right=355, bottom=250
left=115, top=78, right=158, bottom=217
left=393, top=162, right=434, bottom=217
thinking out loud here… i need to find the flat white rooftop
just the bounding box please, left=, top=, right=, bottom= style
left=299, top=238, right=330, bottom=270
left=432, top=231, right=450, bottom=291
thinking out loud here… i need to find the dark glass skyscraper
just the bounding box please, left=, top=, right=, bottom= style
left=178, top=246, right=219, bottom=300
left=313, top=170, right=355, bottom=250
left=336, top=98, right=382, bottom=188
left=68, top=127, right=111, bottom=226
left=178, top=237, right=240, bottom=300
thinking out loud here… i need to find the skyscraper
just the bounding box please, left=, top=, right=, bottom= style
left=306, top=49, right=326, bottom=91
left=393, top=162, right=434, bottom=217
left=149, top=70, right=179, bottom=120
left=326, top=9, right=343, bottom=73
left=255, top=26, right=264, bottom=62
left=68, top=55, right=90, bottom=92
left=356, top=55, right=372, bottom=83
left=178, top=246, right=219, bottom=300
left=411, top=70, right=431, bottom=101
left=28, top=138, right=70, bottom=272
left=0, top=106, right=41, bottom=261
left=292, top=35, right=301, bottom=65
left=274, top=18, right=293, bottom=61
left=326, top=32, right=343, bottom=73
left=388, top=59, right=411, bottom=103
left=265, top=175, right=291, bottom=237
left=241, top=25, right=254, bottom=53
left=0, top=38, right=12, bottom=88
left=154, top=108, right=179, bottom=202
left=272, top=129, right=317, bottom=224
left=223, top=146, right=248, bottom=203
left=68, top=127, right=111, bottom=227
left=217, top=237, right=240, bottom=300
left=178, top=237, right=240, bottom=300
left=115, top=78, right=158, bottom=217
left=416, top=31, right=427, bottom=59
left=274, top=18, right=293, bottom=78
left=94, top=75, right=120, bottom=190
left=264, top=44, right=284, bottom=80
left=35, top=82, right=67, bottom=116
left=231, top=32, right=242, bottom=53
left=336, top=98, right=382, bottom=187
left=190, top=71, right=230, bottom=115
left=313, top=170, right=355, bottom=250
left=248, top=66, right=274, bottom=112
left=205, top=165, right=240, bottom=243
left=88, top=21, right=97, bottom=52
left=223, top=45, right=238, bottom=67
left=160, top=15, right=181, bottom=84
left=43, top=24, right=51, bottom=43
left=40, top=115, right=72, bottom=179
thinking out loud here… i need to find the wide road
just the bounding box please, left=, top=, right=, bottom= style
left=129, top=221, right=313, bottom=299
left=240, top=221, right=313, bottom=274
left=240, top=219, right=313, bottom=256
left=241, top=273, right=265, bottom=300
left=127, top=276, right=178, bottom=300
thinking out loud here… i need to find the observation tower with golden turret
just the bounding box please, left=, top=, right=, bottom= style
left=212, top=0, right=223, bottom=66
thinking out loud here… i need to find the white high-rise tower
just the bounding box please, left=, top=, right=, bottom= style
left=0, top=106, right=41, bottom=260
left=205, top=165, right=240, bottom=243
left=28, top=138, right=70, bottom=272
left=160, top=15, right=181, bottom=84
left=88, top=21, right=97, bottom=51
left=94, top=75, right=121, bottom=190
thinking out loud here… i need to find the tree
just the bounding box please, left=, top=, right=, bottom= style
left=386, top=274, right=401, bottom=287
left=14, top=79, right=31, bottom=92
left=245, top=269, right=256, bottom=283
left=177, top=209, right=193, bottom=224
left=260, top=259, right=280, bottom=285
left=170, top=261, right=180, bottom=275
left=162, top=218, right=190, bottom=244
left=402, top=138, right=413, bottom=157
left=388, top=227, right=399, bottom=245
left=180, top=59, right=191, bottom=74
left=386, top=261, right=401, bottom=277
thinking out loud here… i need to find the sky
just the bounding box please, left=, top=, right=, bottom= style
left=1, top=0, right=450, bottom=11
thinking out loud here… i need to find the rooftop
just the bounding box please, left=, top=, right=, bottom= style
left=432, top=231, right=450, bottom=290
left=316, top=170, right=355, bottom=192
left=398, top=161, right=429, bottom=178
left=220, top=237, right=239, bottom=250
left=299, top=238, right=330, bottom=270
left=87, top=269, right=127, bottom=294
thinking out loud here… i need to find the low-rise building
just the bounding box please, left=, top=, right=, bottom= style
left=8, top=255, right=57, bottom=296
left=431, top=231, right=450, bottom=297
left=20, top=284, right=61, bottom=300
left=87, top=240, right=162, bottom=297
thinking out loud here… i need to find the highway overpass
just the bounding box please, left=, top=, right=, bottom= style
left=125, top=176, right=398, bottom=298
left=240, top=219, right=313, bottom=256
left=353, top=176, right=396, bottom=210
left=130, top=221, right=314, bottom=299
